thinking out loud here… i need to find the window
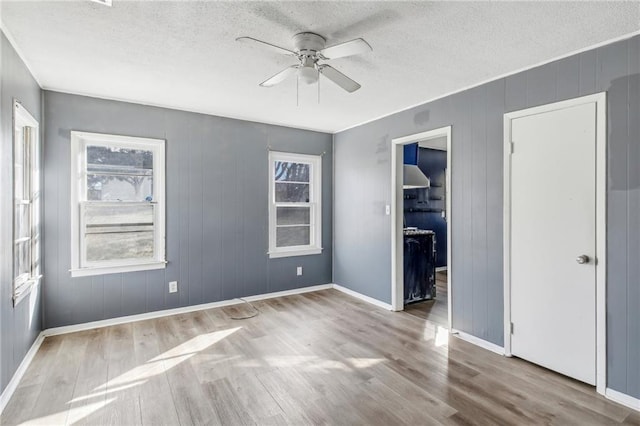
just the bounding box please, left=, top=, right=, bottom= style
left=70, top=132, right=166, bottom=277
left=268, top=151, right=322, bottom=258
left=13, top=101, right=41, bottom=305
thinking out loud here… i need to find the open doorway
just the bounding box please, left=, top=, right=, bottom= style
left=390, top=126, right=452, bottom=331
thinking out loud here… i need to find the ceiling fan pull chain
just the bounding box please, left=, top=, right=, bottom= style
left=318, top=71, right=320, bottom=105
left=296, top=74, right=299, bottom=107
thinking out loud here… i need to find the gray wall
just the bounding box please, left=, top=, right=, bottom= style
left=43, top=91, right=333, bottom=329
left=334, top=35, right=639, bottom=398
left=0, top=33, right=43, bottom=394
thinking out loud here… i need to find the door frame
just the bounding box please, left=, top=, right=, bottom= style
left=390, top=126, right=452, bottom=331
left=503, top=92, right=607, bottom=394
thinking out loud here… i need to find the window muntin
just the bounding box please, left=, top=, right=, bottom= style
left=269, top=152, right=321, bottom=258
left=70, top=132, right=165, bottom=276
left=13, top=101, right=41, bottom=305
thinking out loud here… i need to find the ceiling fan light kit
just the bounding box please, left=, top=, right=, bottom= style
left=236, top=32, right=372, bottom=97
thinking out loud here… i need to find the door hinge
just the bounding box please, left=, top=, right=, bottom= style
left=510, top=141, right=515, bottom=154
left=510, top=322, right=514, bottom=334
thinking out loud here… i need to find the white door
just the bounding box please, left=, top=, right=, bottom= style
left=509, top=102, right=596, bottom=385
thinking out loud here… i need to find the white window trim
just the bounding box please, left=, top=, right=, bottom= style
left=13, top=100, right=41, bottom=306
left=70, top=131, right=166, bottom=277
left=268, top=151, right=322, bottom=258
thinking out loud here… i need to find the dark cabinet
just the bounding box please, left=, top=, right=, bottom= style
left=403, top=229, right=436, bottom=304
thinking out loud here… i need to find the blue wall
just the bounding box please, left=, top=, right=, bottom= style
left=334, top=34, right=640, bottom=399
left=42, top=91, right=333, bottom=329
left=404, top=148, right=448, bottom=268
left=0, top=32, right=43, bottom=395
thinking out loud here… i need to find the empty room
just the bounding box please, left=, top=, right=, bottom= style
left=1, top=1, right=639, bottom=425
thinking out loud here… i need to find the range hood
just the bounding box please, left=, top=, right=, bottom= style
left=403, top=165, right=431, bottom=189
left=403, top=143, right=430, bottom=189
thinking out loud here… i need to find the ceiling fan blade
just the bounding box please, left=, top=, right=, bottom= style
left=320, top=38, right=372, bottom=59
left=260, top=66, right=299, bottom=87
left=318, top=65, right=361, bottom=93
left=236, top=36, right=296, bottom=56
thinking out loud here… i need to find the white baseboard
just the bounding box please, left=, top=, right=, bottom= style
left=452, top=329, right=505, bottom=355
left=44, top=283, right=391, bottom=339
left=243, top=284, right=333, bottom=302
left=606, top=388, right=640, bottom=412
left=332, top=284, right=394, bottom=310
left=0, top=332, right=45, bottom=415
left=44, top=284, right=334, bottom=337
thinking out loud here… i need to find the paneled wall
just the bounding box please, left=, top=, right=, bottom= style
left=42, top=91, right=333, bottom=329
left=334, top=35, right=639, bottom=398
left=0, top=33, right=43, bottom=395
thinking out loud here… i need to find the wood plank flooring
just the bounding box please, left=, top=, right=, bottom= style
left=1, top=288, right=637, bottom=425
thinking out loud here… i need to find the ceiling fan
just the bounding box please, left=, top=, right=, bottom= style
left=236, top=32, right=372, bottom=93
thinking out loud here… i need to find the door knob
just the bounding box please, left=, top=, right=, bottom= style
left=576, top=255, right=590, bottom=264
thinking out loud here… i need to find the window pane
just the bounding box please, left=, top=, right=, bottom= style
left=32, top=235, right=40, bottom=274
left=84, top=203, right=153, bottom=226
left=276, top=207, right=310, bottom=226
left=276, top=226, right=310, bottom=247
left=87, top=145, right=153, bottom=172
left=274, top=161, right=309, bottom=182
left=84, top=203, right=154, bottom=263
left=14, top=127, right=25, bottom=200
left=87, top=145, right=153, bottom=202
left=14, top=165, right=24, bottom=201
left=86, top=231, right=154, bottom=262
left=14, top=204, right=30, bottom=240
left=87, top=174, right=153, bottom=201
left=275, top=183, right=309, bottom=202
left=14, top=241, right=30, bottom=278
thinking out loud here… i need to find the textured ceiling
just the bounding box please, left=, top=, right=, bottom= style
left=2, top=1, right=639, bottom=133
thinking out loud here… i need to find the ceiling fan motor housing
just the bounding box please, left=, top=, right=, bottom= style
left=292, top=32, right=326, bottom=56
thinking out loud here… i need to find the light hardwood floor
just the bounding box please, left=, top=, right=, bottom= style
left=2, top=288, right=637, bottom=425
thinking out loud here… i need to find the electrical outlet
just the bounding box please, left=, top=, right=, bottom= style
left=169, top=281, right=178, bottom=293
left=296, top=266, right=303, bottom=276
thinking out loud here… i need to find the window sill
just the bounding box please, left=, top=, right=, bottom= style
left=13, top=277, right=42, bottom=307
left=70, top=261, right=167, bottom=277
left=268, top=247, right=322, bottom=259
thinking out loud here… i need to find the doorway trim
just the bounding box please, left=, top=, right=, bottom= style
left=503, top=92, right=607, bottom=395
left=390, top=126, right=452, bottom=331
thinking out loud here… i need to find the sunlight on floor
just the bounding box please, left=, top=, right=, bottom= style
left=98, top=327, right=241, bottom=390
left=19, top=398, right=116, bottom=426
left=435, top=325, right=449, bottom=347
left=237, top=355, right=385, bottom=372
left=346, top=357, right=385, bottom=369
left=19, top=327, right=241, bottom=426
left=423, top=323, right=449, bottom=347
left=68, top=381, right=146, bottom=404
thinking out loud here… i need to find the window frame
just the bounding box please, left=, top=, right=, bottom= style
left=12, top=100, right=41, bottom=306
left=268, top=151, right=322, bottom=258
left=70, top=131, right=166, bottom=277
